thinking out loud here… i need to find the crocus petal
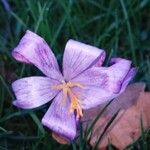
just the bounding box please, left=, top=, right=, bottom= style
left=63, top=39, right=105, bottom=80
left=42, top=92, right=77, bottom=140
left=12, top=77, right=59, bottom=109
left=120, top=67, right=137, bottom=92
left=71, top=67, right=108, bottom=87
left=74, top=58, right=136, bottom=109
left=107, top=58, right=133, bottom=93
left=12, top=30, right=63, bottom=81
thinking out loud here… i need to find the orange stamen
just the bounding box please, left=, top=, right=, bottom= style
left=51, top=81, right=84, bottom=118
left=68, top=89, right=83, bottom=119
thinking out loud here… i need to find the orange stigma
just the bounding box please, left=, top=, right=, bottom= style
left=52, top=81, right=84, bottom=119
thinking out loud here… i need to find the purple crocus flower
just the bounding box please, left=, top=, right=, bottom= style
left=11, top=30, right=136, bottom=140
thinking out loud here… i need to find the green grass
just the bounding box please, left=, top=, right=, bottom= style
left=0, top=0, right=150, bottom=149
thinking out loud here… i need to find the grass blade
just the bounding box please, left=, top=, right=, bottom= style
left=86, top=100, right=114, bottom=138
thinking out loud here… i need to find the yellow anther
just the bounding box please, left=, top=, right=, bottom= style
left=68, top=89, right=83, bottom=119
left=51, top=81, right=84, bottom=118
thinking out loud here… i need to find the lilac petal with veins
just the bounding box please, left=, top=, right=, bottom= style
left=71, top=67, right=108, bottom=87
left=72, top=58, right=136, bottom=109
left=42, top=92, right=77, bottom=140
left=12, top=30, right=63, bottom=81
left=105, top=58, right=132, bottom=93
left=120, top=67, right=137, bottom=92
left=12, top=77, right=59, bottom=109
left=63, top=39, right=105, bottom=81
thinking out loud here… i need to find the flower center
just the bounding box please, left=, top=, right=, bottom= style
left=52, top=81, right=84, bottom=119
